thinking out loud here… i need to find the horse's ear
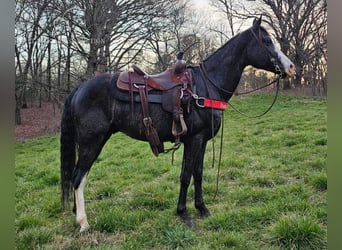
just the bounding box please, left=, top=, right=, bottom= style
left=253, top=15, right=262, bottom=27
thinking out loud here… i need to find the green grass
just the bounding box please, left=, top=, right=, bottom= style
left=15, top=94, right=327, bottom=249
left=269, top=214, right=326, bottom=249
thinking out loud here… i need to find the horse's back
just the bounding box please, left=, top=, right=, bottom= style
left=71, top=74, right=114, bottom=109
left=69, top=74, right=118, bottom=138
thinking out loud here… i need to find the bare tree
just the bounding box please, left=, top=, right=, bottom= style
left=53, top=0, right=182, bottom=78
left=209, top=0, right=327, bottom=94
left=15, top=0, right=53, bottom=124
left=15, top=0, right=189, bottom=121
left=210, top=0, right=246, bottom=37
left=145, top=0, right=189, bottom=72
left=16, top=0, right=297, bottom=132
left=242, top=0, right=327, bottom=92
left=263, top=0, right=326, bottom=90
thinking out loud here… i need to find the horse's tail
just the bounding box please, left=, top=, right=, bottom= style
left=60, top=87, right=78, bottom=209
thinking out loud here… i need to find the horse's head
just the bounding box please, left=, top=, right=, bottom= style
left=246, top=16, right=295, bottom=78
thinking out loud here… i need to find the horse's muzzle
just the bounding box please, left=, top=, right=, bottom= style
left=285, top=64, right=296, bottom=78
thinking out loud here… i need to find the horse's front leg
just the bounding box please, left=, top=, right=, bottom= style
left=193, top=141, right=211, bottom=217
left=177, top=135, right=210, bottom=226
left=177, top=152, right=193, bottom=226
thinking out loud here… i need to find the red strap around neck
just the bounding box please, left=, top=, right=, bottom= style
left=203, top=98, right=228, bottom=110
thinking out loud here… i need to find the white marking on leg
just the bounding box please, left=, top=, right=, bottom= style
left=273, top=45, right=295, bottom=76
left=75, top=175, right=90, bottom=232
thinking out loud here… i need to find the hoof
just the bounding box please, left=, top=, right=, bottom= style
left=196, top=204, right=211, bottom=217
left=200, top=208, right=211, bottom=218
left=77, top=216, right=90, bottom=232
left=79, top=223, right=90, bottom=232
left=178, top=210, right=195, bottom=228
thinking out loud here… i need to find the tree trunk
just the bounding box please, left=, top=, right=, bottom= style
left=47, top=35, right=52, bottom=101
left=282, top=79, right=291, bottom=90
left=15, top=93, right=21, bottom=125
left=86, top=43, right=98, bottom=78
left=57, top=40, right=61, bottom=100
left=66, top=29, right=72, bottom=92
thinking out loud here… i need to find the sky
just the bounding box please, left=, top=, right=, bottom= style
left=190, top=0, right=214, bottom=12
left=191, top=0, right=210, bottom=8
left=189, top=0, right=219, bottom=23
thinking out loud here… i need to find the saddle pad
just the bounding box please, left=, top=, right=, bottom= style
left=115, top=91, right=163, bottom=104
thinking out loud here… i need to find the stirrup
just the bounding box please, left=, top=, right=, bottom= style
left=172, top=113, right=187, bottom=137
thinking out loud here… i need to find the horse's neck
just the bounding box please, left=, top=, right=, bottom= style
left=202, top=33, right=249, bottom=100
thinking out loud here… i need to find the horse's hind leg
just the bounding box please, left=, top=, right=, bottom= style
left=74, top=172, right=88, bottom=232
left=177, top=157, right=193, bottom=226
left=73, top=133, right=109, bottom=232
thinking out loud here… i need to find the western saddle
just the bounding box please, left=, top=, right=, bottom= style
left=116, top=52, right=192, bottom=156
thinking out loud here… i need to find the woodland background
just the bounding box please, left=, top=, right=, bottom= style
left=15, top=0, right=327, bottom=127
left=14, top=2, right=327, bottom=248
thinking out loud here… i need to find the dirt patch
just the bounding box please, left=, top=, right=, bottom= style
left=15, top=102, right=62, bottom=141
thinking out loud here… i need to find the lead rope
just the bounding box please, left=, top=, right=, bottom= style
left=211, top=107, right=215, bottom=169
left=211, top=77, right=280, bottom=200
left=213, top=111, right=224, bottom=201
left=228, top=76, right=280, bottom=118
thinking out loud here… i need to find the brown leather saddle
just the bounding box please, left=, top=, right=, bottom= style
left=116, top=58, right=192, bottom=156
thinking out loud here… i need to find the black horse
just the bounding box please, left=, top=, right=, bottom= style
left=60, top=17, right=295, bottom=232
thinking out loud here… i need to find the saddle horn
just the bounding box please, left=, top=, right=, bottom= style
left=174, top=51, right=186, bottom=75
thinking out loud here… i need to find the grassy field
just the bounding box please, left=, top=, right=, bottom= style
left=15, top=94, right=327, bottom=249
